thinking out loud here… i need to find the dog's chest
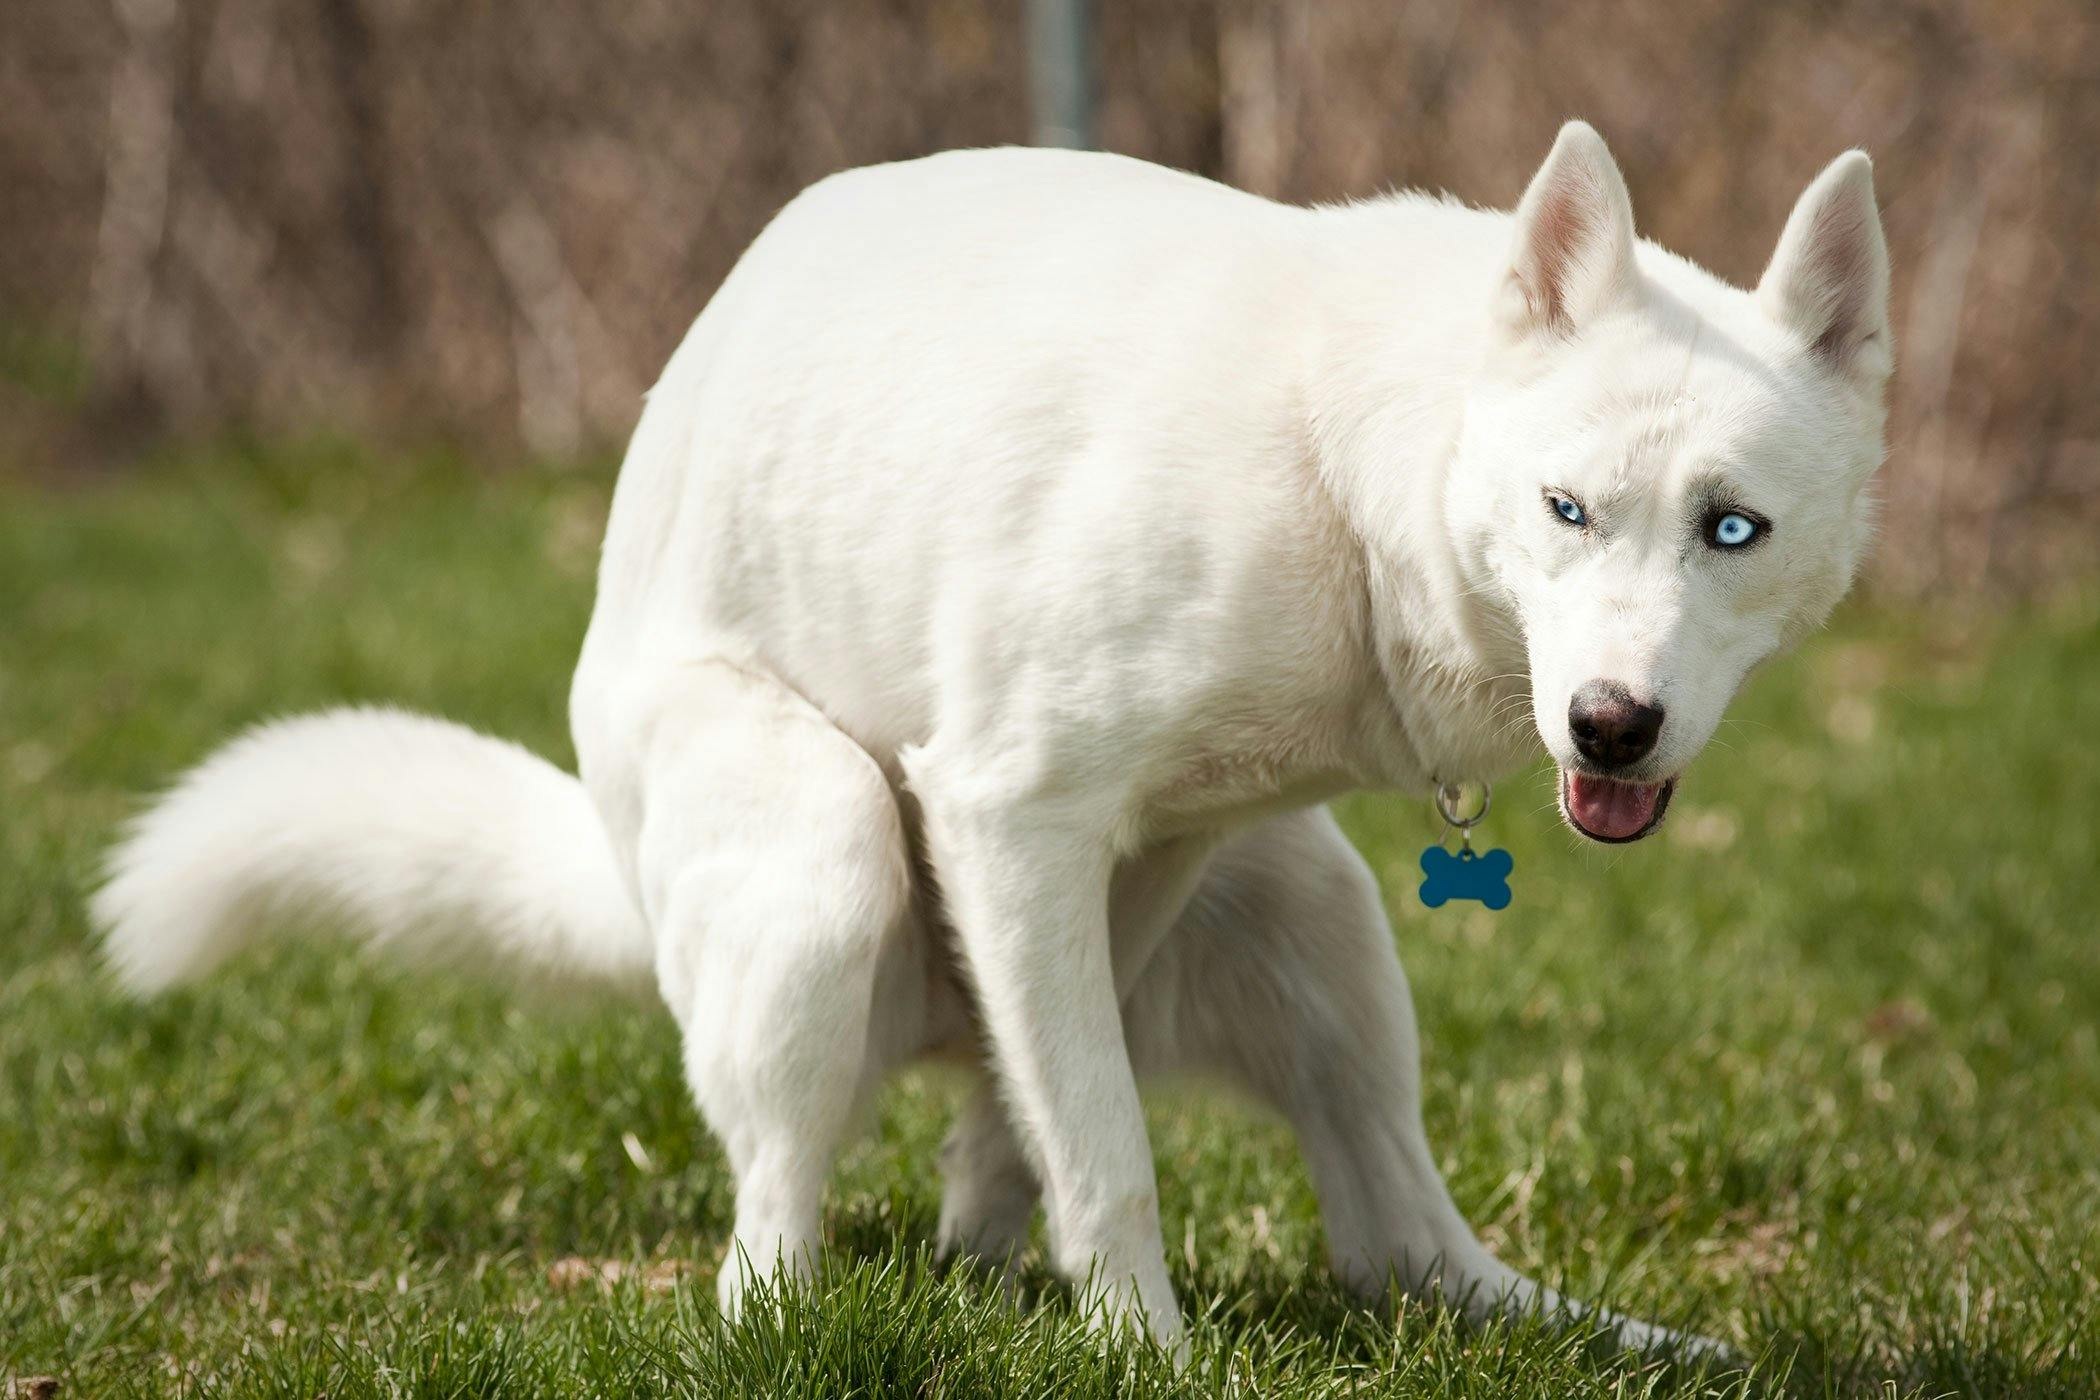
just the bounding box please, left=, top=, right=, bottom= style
left=1131, top=709, right=1360, bottom=842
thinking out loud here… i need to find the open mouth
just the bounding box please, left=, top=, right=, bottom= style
left=1559, top=770, right=1677, bottom=843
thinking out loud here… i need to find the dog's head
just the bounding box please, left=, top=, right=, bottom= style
left=1449, top=123, right=1890, bottom=842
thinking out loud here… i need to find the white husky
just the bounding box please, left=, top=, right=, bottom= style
left=96, top=123, right=1889, bottom=1356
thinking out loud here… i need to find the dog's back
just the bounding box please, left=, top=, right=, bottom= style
left=572, top=148, right=1503, bottom=790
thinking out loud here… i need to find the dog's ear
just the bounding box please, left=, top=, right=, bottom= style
left=1758, top=152, right=1892, bottom=386
left=1498, top=121, right=1639, bottom=340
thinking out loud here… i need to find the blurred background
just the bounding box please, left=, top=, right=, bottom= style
left=5, top=0, right=2097, bottom=597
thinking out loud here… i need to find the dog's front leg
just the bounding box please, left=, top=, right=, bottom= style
left=936, top=834, right=1219, bottom=1278
left=912, top=774, right=1182, bottom=1353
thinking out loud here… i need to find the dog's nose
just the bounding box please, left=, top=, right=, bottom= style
left=1568, top=680, right=1664, bottom=770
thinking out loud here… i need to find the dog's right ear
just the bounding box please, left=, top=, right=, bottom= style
left=1498, top=121, right=1639, bottom=341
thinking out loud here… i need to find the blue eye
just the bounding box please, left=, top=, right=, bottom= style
left=1549, top=495, right=1587, bottom=527
left=1710, top=511, right=1760, bottom=548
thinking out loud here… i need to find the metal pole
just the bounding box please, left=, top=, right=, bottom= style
left=1026, top=0, right=1094, bottom=149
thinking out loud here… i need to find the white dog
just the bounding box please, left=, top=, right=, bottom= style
left=96, top=123, right=1889, bottom=1357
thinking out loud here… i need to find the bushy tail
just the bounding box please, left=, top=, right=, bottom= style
left=93, top=707, right=653, bottom=996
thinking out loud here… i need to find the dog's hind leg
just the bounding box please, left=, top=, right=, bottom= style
left=1123, top=806, right=1727, bottom=1358
left=629, top=658, right=919, bottom=1318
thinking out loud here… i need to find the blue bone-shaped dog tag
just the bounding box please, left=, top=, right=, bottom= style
left=1418, top=845, right=1514, bottom=910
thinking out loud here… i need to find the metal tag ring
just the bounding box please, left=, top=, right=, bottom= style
left=1435, top=781, right=1492, bottom=830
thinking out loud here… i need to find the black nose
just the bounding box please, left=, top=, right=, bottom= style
left=1568, top=680, right=1664, bottom=770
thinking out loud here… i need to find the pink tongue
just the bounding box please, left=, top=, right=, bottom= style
left=1566, top=773, right=1662, bottom=839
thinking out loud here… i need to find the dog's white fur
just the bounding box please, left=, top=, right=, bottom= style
left=96, top=124, right=1890, bottom=1356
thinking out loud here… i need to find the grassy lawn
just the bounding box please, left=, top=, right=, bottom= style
left=4, top=448, right=2098, bottom=1397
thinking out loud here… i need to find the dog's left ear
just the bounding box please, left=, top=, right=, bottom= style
left=1759, top=152, right=1892, bottom=386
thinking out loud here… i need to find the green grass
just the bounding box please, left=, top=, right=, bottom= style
left=3, top=446, right=2098, bottom=1397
